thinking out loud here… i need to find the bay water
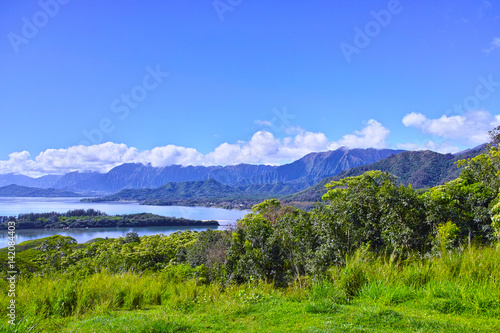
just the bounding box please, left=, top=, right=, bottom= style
left=0, top=197, right=249, bottom=246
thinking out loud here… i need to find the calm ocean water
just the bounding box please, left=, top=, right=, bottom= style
left=0, top=197, right=249, bottom=246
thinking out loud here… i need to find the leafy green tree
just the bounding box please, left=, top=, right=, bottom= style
left=321, top=170, right=429, bottom=259
left=420, top=178, right=493, bottom=244
left=378, top=182, right=428, bottom=254
left=321, top=171, right=388, bottom=253
left=268, top=209, right=316, bottom=285
left=121, top=232, right=140, bottom=244
left=439, top=146, right=500, bottom=243
left=225, top=200, right=302, bottom=285
left=226, top=205, right=277, bottom=283
left=457, top=148, right=500, bottom=195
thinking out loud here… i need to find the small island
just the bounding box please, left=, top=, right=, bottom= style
left=0, top=209, right=219, bottom=230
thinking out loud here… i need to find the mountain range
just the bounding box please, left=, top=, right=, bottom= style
left=0, top=147, right=405, bottom=194
left=83, top=145, right=486, bottom=209
left=0, top=145, right=486, bottom=203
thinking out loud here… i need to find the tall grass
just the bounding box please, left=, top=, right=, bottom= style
left=0, top=268, right=277, bottom=323
left=322, top=244, right=500, bottom=317
left=1, top=244, right=499, bottom=331
left=0, top=271, right=172, bottom=321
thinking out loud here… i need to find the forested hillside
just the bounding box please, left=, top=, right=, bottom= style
left=285, top=145, right=485, bottom=203
left=83, top=178, right=303, bottom=209
left=0, top=184, right=80, bottom=197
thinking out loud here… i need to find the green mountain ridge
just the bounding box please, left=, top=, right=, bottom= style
left=84, top=178, right=300, bottom=203
left=86, top=179, right=239, bottom=202
left=0, top=184, right=80, bottom=197
left=284, top=146, right=486, bottom=203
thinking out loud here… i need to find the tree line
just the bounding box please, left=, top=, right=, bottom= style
left=0, top=209, right=218, bottom=229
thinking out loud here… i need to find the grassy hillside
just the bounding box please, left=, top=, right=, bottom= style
left=1, top=239, right=499, bottom=332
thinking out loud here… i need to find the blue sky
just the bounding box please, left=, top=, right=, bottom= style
left=1, top=0, right=499, bottom=176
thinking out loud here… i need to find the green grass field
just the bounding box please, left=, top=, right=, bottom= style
left=2, top=244, right=499, bottom=333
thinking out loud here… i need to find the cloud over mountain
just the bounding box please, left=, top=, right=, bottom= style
left=1, top=112, right=494, bottom=177
left=328, top=119, right=390, bottom=150
left=402, top=110, right=500, bottom=146
left=0, top=121, right=390, bottom=176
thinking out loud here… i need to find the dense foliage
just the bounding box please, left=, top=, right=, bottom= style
left=0, top=209, right=218, bottom=230
left=217, top=145, right=499, bottom=285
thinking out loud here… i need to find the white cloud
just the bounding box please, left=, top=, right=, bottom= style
left=402, top=112, right=427, bottom=127
left=3, top=111, right=494, bottom=176
left=0, top=120, right=394, bottom=176
left=328, top=119, right=390, bottom=150
left=483, top=37, right=500, bottom=53
left=137, top=145, right=204, bottom=167
left=205, top=130, right=330, bottom=165
left=401, top=110, right=500, bottom=145
left=0, top=151, right=36, bottom=175
left=34, top=143, right=139, bottom=173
